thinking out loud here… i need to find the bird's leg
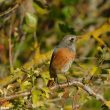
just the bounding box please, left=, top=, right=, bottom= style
left=54, top=75, right=59, bottom=85
left=54, top=76, right=62, bottom=89
left=64, top=73, right=70, bottom=86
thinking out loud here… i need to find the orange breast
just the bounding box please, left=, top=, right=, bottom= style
left=52, top=48, right=75, bottom=71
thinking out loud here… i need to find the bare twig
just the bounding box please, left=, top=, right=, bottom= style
left=8, top=16, right=14, bottom=71
left=72, top=104, right=82, bottom=110
left=0, top=91, right=31, bottom=104
left=0, top=4, right=18, bottom=17
left=0, top=0, right=22, bottom=17
left=9, top=38, right=13, bottom=71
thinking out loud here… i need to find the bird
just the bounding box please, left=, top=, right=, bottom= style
left=48, top=35, right=77, bottom=86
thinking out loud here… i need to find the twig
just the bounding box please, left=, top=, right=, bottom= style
left=0, top=4, right=18, bottom=17
left=0, top=91, right=31, bottom=104
left=47, top=97, right=62, bottom=103
left=0, top=0, right=21, bottom=17
left=72, top=104, right=82, bottom=110
left=9, top=37, right=13, bottom=71
left=8, top=16, right=14, bottom=71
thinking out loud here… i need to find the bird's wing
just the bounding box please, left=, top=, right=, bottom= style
left=49, top=48, right=58, bottom=78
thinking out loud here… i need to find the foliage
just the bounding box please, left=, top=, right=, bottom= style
left=0, top=0, right=110, bottom=109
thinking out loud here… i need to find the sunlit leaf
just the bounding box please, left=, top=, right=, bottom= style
left=21, top=81, right=32, bottom=91
left=25, top=12, right=37, bottom=32
left=105, top=101, right=110, bottom=109
left=62, top=6, right=75, bottom=19
left=42, top=87, right=50, bottom=98
left=32, top=89, right=43, bottom=108
left=33, top=2, right=48, bottom=15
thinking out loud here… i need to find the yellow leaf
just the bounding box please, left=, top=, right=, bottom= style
left=105, top=101, right=110, bottom=109
left=97, top=46, right=103, bottom=52
left=64, top=105, right=72, bottom=110
left=32, top=89, right=40, bottom=107
left=1, top=101, right=13, bottom=109
left=91, top=66, right=97, bottom=75
left=79, top=22, right=110, bottom=50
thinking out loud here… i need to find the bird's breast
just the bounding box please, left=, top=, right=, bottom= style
left=52, top=48, right=75, bottom=73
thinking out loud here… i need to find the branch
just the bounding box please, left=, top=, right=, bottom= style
left=8, top=21, right=13, bottom=71
left=50, top=80, right=106, bottom=103
left=0, top=91, right=31, bottom=104
left=0, top=79, right=106, bottom=105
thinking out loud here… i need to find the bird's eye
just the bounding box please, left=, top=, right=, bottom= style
left=70, top=38, right=74, bottom=42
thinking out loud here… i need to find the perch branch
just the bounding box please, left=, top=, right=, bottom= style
left=0, top=79, right=106, bottom=105
left=50, top=80, right=106, bottom=103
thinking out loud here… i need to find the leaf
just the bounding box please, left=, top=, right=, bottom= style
left=42, top=87, right=50, bottom=98
left=23, top=12, right=37, bottom=33
left=62, top=0, right=80, bottom=5
left=0, top=0, right=4, bottom=3
left=21, top=81, right=32, bottom=91
left=101, top=69, right=109, bottom=74
left=90, top=66, right=100, bottom=75
left=33, top=2, right=48, bottom=15
left=41, top=71, right=50, bottom=83
left=97, top=46, right=103, bottom=53
left=101, top=104, right=109, bottom=110
left=59, top=23, right=76, bottom=34
left=32, top=89, right=43, bottom=108
left=80, top=22, right=110, bottom=48
left=105, top=101, right=110, bottom=109
left=62, top=6, right=75, bottom=19
left=1, top=101, right=13, bottom=109
left=25, top=12, right=37, bottom=30
left=34, top=0, right=48, bottom=8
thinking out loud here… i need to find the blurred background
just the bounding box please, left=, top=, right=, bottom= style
left=0, top=0, right=110, bottom=110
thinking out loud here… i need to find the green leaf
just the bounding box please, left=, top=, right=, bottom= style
left=62, top=6, right=75, bottom=19
left=21, top=81, right=32, bottom=91
left=33, top=2, right=48, bottom=15
left=59, top=23, right=76, bottom=34
left=42, top=87, right=50, bottom=98
left=101, top=69, right=109, bottom=74
left=62, top=0, right=80, bottom=5
left=41, top=71, right=50, bottom=83
left=32, top=89, right=43, bottom=108
left=25, top=12, right=37, bottom=30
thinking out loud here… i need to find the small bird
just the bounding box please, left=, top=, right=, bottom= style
left=48, top=35, right=77, bottom=86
